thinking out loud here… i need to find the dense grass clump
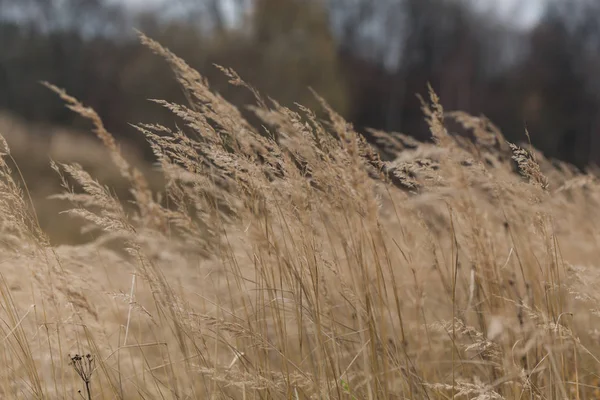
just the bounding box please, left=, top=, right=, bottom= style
left=1, top=33, right=600, bottom=399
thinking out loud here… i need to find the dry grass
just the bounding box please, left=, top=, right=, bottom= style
left=0, top=111, right=163, bottom=245
left=0, top=33, right=599, bottom=399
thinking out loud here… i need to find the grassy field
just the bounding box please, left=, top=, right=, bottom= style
left=0, top=33, right=599, bottom=399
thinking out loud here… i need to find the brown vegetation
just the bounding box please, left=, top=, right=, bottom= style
left=1, top=34, right=600, bottom=399
left=3, top=0, right=600, bottom=169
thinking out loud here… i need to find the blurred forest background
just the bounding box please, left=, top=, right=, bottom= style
left=1, top=0, right=600, bottom=169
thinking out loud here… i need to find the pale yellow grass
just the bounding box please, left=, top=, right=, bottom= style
left=0, top=34, right=598, bottom=400
left=0, top=111, right=163, bottom=244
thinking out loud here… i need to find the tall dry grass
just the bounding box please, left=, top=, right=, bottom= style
left=0, top=33, right=599, bottom=399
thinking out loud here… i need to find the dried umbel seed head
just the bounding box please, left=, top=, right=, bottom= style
left=69, top=353, right=95, bottom=383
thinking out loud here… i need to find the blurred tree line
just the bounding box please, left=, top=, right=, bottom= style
left=0, top=0, right=599, bottom=169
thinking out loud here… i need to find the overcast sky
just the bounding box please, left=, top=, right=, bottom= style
left=469, top=0, right=548, bottom=30
left=114, top=0, right=549, bottom=31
